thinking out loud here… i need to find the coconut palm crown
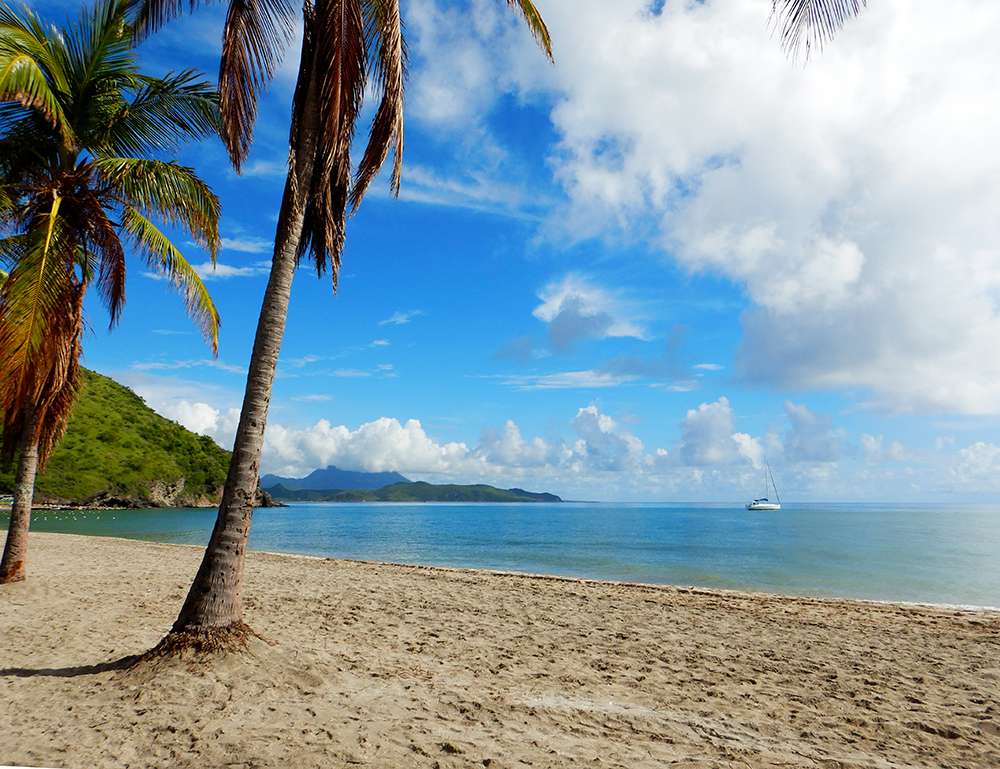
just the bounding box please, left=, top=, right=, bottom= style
left=0, top=0, right=223, bottom=582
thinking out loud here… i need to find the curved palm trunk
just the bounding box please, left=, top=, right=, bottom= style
left=165, top=26, right=322, bottom=644
left=0, top=408, right=39, bottom=584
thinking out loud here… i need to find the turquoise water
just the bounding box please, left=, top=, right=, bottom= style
left=11, top=502, right=1000, bottom=607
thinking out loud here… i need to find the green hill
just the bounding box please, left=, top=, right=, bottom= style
left=266, top=481, right=562, bottom=503
left=0, top=369, right=232, bottom=507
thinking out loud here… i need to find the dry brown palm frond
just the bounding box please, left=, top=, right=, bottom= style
left=296, top=0, right=366, bottom=288
left=506, top=0, right=553, bottom=62
left=349, top=0, right=404, bottom=210
left=0, top=279, right=84, bottom=469
left=771, top=0, right=867, bottom=58
left=219, top=0, right=297, bottom=169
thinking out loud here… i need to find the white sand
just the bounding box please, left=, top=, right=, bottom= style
left=1, top=532, right=998, bottom=768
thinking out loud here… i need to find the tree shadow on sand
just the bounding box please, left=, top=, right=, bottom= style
left=0, top=654, right=140, bottom=678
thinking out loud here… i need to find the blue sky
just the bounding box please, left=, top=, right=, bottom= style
left=38, top=0, right=1000, bottom=500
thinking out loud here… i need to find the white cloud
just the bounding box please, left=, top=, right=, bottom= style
left=371, top=339, right=391, bottom=347
left=500, top=370, right=638, bottom=391
left=861, top=433, right=906, bottom=463
left=292, top=394, right=334, bottom=402
left=379, top=310, right=424, bottom=326
left=194, top=260, right=271, bottom=280
left=950, top=442, right=1000, bottom=492
left=533, top=273, right=647, bottom=349
left=569, top=406, right=646, bottom=472
left=693, top=363, right=724, bottom=372
left=221, top=237, right=272, bottom=254
left=132, top=359, right=245, bottom=374
left=420, top=0, right=1000, bottom=414
left=478, top=420, right=560, bottom=468
left=678, top=396, right=759, bottom=467
left=238, top=159, right=288, bottom=178
left=783, top=402, right=843, bottom=462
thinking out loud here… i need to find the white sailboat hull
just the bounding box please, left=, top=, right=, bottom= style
left=746, top=501, right=781, bottom=511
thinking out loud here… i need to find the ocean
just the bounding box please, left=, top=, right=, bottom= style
left=11, top=501, right=1000, bottom=607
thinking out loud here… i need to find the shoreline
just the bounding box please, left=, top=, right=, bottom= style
left=26, top=530, right=1000, bottom=615
left=3, top=532, right=998, bottom=768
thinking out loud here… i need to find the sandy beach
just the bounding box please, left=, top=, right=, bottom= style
left=1, top=532, right=998, bottom=768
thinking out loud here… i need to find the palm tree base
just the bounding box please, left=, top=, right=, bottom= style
left=0, top=563, right=26, bottom=584
left=143, top=622, right=266, bottom=660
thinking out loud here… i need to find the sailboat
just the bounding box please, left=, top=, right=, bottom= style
left=746, top=462, right=781, bottom=511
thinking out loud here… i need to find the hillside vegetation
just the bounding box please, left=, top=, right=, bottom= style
left=266, top=481, right=562, bottom=503
left=0, top=369, right=230, bottom=507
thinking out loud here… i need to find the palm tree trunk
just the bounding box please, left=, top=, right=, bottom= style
left=0, top=407, right=39, bottom=584
left=163, top=24, right=323, bottom=649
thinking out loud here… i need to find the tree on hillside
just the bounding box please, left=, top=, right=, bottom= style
left=132, top=0, right=553, bottom=653
left=0, top=0, right=222, bottom=583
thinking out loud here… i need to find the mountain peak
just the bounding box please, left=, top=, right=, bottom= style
left=260, top=465, right=410, bottom=492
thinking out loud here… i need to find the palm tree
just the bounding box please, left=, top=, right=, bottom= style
left=130, top=0, right=552, bottom=653
left=0, top=0, right=222, bottom=584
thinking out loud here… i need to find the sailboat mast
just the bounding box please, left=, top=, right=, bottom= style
left=768, top=463, right=781, bottom=505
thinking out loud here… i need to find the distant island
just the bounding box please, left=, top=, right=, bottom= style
left=265, top=479, right=562, bottom=503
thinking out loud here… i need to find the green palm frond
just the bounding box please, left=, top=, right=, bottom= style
left=0, top=233, right=27, bottom=266
left=0, top=3, right=74, bottom=142
left=120, top=205, right=220, bottom=352
left=0, top=201, right=73, bottom=392
left=104, top=69, right=219, bottom=155
left=94, top=156, right=221, bottom=258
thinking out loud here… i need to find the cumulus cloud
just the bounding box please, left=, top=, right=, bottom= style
left=569, top=406, right=646, bottom=472
left=782, top=402, right=844, bottom=462
left=412, top=0, right=1000, bottom=414
left=678, top=397, right=760, bottom=467
left=950, top=442, right=1000, bottom=492
left=860, top=433, right=906, bottom=463
left=533, top=274, right=646, bottom=350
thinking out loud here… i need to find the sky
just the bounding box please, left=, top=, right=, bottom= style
left=37, top=0, right=1000, bottom=501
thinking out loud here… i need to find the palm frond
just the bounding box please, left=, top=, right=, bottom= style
left=771, top=0, right=867, bottom=57
left=120, top=206, right=220, bottom=352
left=93, top=156, right=221, bottom=257
left=350, top=0, right=404, bottom=210
left=218, top=0, right=295, bottom=170
left=104, top=69, right=220, bottom=156
left=0, top=28, right=73, bottom=143
left=297, top=0, right=366, bottom=288
left=0, top=202, right=73, bottom=400
left=131, top=0, right=195, bottom=40
left=505, top=0, right=552, bottom=61
left=0, top=278, right=83, bottom=469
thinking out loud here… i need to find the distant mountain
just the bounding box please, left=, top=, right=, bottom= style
left=265, top=481, right=562, bottom=503
left=0, top=369, right=277, bottom=508
left=260, top=465, right=410, bottom=491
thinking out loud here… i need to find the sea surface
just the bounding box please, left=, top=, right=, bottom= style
left=11, top=502, right=1000, bottom=607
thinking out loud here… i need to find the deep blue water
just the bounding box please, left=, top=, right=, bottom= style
left=11, top=502, right=1000, bottom=607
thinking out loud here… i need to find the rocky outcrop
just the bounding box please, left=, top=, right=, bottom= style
left=35, top=478, right=284, bottom=509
